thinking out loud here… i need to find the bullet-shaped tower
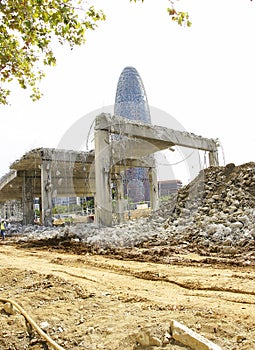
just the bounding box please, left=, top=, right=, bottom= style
left=114, top=66, right=151, bottom=124
left=114, top=67, right=152, bottom=203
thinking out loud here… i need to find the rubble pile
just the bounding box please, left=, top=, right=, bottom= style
left=8, top=162, right=255, bottom=263
left=152, top=162, right=255, bottom=258
left=14, top=220, right=160, bottom=250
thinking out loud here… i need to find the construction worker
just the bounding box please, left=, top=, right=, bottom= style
left=1, top=219, right=6, bottom=240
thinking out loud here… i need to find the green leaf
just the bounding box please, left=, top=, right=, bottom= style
left=0, top=0, right=106, bottom=104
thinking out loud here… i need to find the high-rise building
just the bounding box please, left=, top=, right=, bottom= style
left=114, top=66, right=151, bottom=124
left=114, top=67, right=152, bottom=204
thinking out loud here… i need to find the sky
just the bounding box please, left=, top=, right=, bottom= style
left=1, top=0, right=255, bottom=184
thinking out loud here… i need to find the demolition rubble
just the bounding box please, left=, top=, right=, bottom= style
left=1, top=161, right=255, bottom=350
left=8, top=162, right=255, bottom=265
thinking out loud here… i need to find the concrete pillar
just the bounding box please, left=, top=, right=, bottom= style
left=22, top=172, right=34, bottom=225
left=6, top=201, right=11, bottom=219
left=41, top=161, right=53, bottom=226
left=149, top=167, right=159, bottom=211
left=209, top=150, right=219, bottom=167
left=115, top=175, right=126, bottom=224
left=39, top=197, right=42, bottom=225
left=94, top=129, right=112, bottom=226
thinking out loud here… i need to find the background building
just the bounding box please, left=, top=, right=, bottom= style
left=158, top=179, right=183, bottom=197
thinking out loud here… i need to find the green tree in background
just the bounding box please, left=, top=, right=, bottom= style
left=0, top=0, right=105, bottom=104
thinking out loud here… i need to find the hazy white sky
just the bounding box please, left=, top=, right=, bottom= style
left=1, top=0, right=255, bottom=181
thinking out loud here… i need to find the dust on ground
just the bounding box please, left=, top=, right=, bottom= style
left=0, top=242, right=255, bottom=350
left=1, top=162, right=255, bottom=349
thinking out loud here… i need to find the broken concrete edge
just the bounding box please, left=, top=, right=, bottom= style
left=135, top=329, right=162, bottom=347
left=95, top=113, right=219, bottom=153
left=170, top=319, right=222, bottom=350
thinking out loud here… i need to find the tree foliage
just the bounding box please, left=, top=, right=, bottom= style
left=0, top=0, right=190, bottom=104
left=130, top=0, right=192, bottom=27
left=0, top=0, right=105, bottom=104
left=1, top=1, right=253, bottom=104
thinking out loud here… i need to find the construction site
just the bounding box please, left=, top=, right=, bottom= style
left=0, top=67, right=255, bottom=349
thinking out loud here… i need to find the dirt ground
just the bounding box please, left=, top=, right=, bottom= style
left=0, top=239, right=255, bottom=350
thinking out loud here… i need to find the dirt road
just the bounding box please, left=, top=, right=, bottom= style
left=0, top=242, right=255, bottom=349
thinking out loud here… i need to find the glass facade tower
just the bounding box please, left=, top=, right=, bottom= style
left=114, top=66, right=151, bottom=124
left=114, top=67, right=152, bottom=204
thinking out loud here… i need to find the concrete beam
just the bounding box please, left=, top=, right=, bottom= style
left=95, top=114, right=218, bottom=153
left=10, top=148, right=95, bottom=171
left=0, top=171, right=23, bottom=201
left=0, top=170, right=17, bottom=192
left=111, top=137, right=163, bottom=159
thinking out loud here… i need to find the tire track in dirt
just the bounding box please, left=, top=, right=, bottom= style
left=1, top=246, right=255, bottom=314
left=1, top=245, right=255, bottom=349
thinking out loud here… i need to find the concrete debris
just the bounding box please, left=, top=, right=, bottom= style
left=170, top=319, right=222, bottom=350
left=5, top=162, right=255, bottom=264
left=10, top=221, right=160, bottom=250
left=40, top=321, right=50, bottom=331
left=153, top=162, right=255, bottom=259
left=134, top=329, right=162, bottom=347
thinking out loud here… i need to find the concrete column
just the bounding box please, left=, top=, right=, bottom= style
left=39, top=197, right=42, bottom=225
left=94, top=129, right=112, bottom=226
left=149, top=167, right=159, bottom=211
left=115, top=175, right=126, bottom=224
left=41, top=161, right=53, bottom=226
left=209, top=150, right=219, bottom=167
left=6, top=201, right=11, bottom=219
left=22, top=172, right=34, bottom=225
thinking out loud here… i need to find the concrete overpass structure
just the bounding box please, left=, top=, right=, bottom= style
left=0, top=113, right=219, bottom=226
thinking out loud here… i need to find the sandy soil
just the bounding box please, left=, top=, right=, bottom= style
left=0, top=241, right=255, bottom=350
